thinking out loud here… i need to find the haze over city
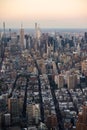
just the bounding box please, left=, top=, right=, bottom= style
left=1, top=0, right=87, bottom=130
left=0, top=0, right=87, bottom=28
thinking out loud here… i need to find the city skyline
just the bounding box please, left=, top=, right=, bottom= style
left=0, top=0, right=87, bottom=28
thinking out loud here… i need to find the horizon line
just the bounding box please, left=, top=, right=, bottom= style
left=0, top=27, right=87, bottom=29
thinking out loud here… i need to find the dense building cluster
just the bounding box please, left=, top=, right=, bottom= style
left=0, top=23, right=87, bottom=130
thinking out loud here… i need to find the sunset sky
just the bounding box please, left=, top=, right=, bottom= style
left=0, top=0, right=87, bottom=28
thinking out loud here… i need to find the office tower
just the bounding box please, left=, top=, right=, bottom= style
left=4, top=113, right=11, bottom=126
left=37, top=26, right=41, bottom=40
left=2, top=94, right=8, bottom=105
left=67, top=75, right=73, bottom=89
left=25, top=35, right=30, bottom=49
left=73, top=74, right=78, bottom=87
left=81, top=60, right=87, bottom=76
left=83, top=106, right=87, bottom=124
left=9, top=28, right=11, bottom=39
left=76, top=105, right=87, bottom=130
left=77, top=43, right=81, bottom=55
left=35, top=23, right=41, bottom=51
left=8, top=98, right=20, bottom=124
left=27, top=104, right=34, bottom=124
left=35, top=23, right=38, bottom=39
left=67, top=74, right=78, bottom=89
left=24, top=37, right=26, bottom=49
left=2, top=22, right=7, bottom=45
left=33, top=104, right=40, bottom=125
left=58, top=74, right=65, bottom=88
left=35, top=23, right=41, bottom=40
left=0, top=97, right=6, bottom=111
left=3, top=22, right=5, bottom=36
left=46, top=114, right=57, bottom=129
left=47, top=43, right=53, bottom=56
left=34, top=23, right=38, bottom=50
left=27, top=104, right=40, bottom=125
left=20, top=24, right=24, bottom=49
left=0, top=32, right=1, bottom=40
left=84, top=32, right=87, bottom=42
left=19, top=98, right=24, bottom=112
left=52, top=61, right=57, bottom=73
left=11, top=32, right=17, bottom=44
left=0, top=113, right=3, bottom=127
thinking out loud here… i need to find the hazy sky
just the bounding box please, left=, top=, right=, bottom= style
left=0, top=0, right=87, bottom=28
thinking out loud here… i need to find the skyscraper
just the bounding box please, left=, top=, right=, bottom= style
left=35, top=23, right=41, bottom=50
left=67, top=74, right=77, bottom=89
left=81, top=60, right=87, bottom=76
left=84, top=32, right=87, bottom=42
left=46, top=114, right=57, bottom=129
left=58, top=74, right=65, bottom=88
left=76, top=105, right=87, bottom=130
left=35, top=23, right=41, bottom=39
left=20, top=24, right=24, bottom=49
left=35, top=23, right=38, bottom=39
left=3, top=22, right=5, bottom=36
left=8, top=98, right=20, bottom=124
